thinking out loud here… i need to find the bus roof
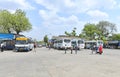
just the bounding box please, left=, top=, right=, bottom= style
left=0, top=33, right=14, bottom=40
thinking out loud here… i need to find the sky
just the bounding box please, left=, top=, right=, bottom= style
left=0, top=0, right=120, bottom=41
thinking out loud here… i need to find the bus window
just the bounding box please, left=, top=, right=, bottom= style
left=78, top=40, right=84, bottom=44
left=16, top=40, right=28, bottom=44
left=59, top=40, right=63, bottom=43
left=64, top=39, right=71, bottom=43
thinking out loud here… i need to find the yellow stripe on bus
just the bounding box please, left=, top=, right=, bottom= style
left=16, top=37, right=28, bottom=40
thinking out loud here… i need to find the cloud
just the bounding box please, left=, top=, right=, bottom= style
left=0, top=0, right=34, bottom=12
left=101, top=0, right=117, bottom=9
left=22, top=25, right=46, bottom=40
left=63, top=0, right=75, bottom=8
left=117, top=16, right=120, bottom=20
left=35, top=0, right=118, bottom=14
left=38, top=9, right=86, bottom=37
left=87, top=10, right=109, bottom=20
left=38, top=5, right=113, bottom=39
left=39, top=9, right=81, bottom=27
left=35, top=0, right=59, bottom=12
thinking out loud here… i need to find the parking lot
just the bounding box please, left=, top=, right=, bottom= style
left=0, top=47, right=120, bottom=77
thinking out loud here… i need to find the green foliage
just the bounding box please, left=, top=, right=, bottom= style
left=80, top=21, right=117, bottom=40
left=97, top=21, right=116, bottom=39
left=81, top=23, right=98, bottom=40
left=38, top=41, right=45, bottom=44
left=65, top=31, right=71, bottom=36
left=71, top=27, right=77, bottom=36
left=0, top=9, right=32, bottom=34
left=0, top=10, right=13, bottom=33
left=12, top=9, right=32, bottom=34
left=44, top=35, right=48, bottom=44
left=111, top=34, right=120, bottom=40
left=65, top=27, right=77, bottom=36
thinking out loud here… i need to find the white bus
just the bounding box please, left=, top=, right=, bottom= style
left=85, top=40, right=103, bottom=49
left=78, top=39, right=85, bottom=49
left=57, top=38, right=71, bottom=49
left=53, top=40, right=59, bottom=49
left=71, top=39, right=85, bottom=50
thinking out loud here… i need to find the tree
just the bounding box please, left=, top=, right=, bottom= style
left=0, top=9, right=32, bottom=34
left=44, top=35, right=48, bottom=45
left=97, top=21, right=117, bottom=40
left=81, top=23, right=98, bottom=40
left=0, top=10, right=13, bottom=33
left=65, top=27, right=77, bottom=36
left=12, top=9, right=32, bottom=34
left=71, top=27, right=77, bottom=36
left=65, top=31, right=71, bottom=36
left=110, top=34, right=120, bottom=40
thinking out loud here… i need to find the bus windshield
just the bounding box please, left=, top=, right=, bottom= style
left=72, top=41, right=77, bottom=44
left=78, top=40, right=84, bottom=44
left=64, top=39, right=70, bottom=43
left=58, top=40, right=63, bottom=43
left=16, top=40, right=28, bottom=44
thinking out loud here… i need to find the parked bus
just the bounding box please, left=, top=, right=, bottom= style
left=14, top=37, right=31, bottom=52
left=71, top=39, right=78, bottom=49
left=78, top=39, right=85, bottom=49
left=71, top=39, right=85, bottom=50
left=57, top=38, right=71, bottom=49
left=107, top=40, right=120, bottom=49
left=52, top=35, right=85, bottom=50
left=0, top=33, right=15, bottom=50
left=85, top=40, right=103, bottom=49
left=28, top=38, right=34, bottom=50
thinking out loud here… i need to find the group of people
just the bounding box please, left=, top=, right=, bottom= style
left=64, top=44, right=103, bottom=55
left=65, top=44, right=78, bottom=54
left=91, top=44, right=103, bottom=55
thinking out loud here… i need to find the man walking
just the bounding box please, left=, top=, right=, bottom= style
left=70, top=46, right=73, bottom=54
left=75, top=45, right=78, bottom=54
left=1, top=42, right=6, bottom=52
left=64, top=44, right=67, bottom=54
left=34, top=42, right=36, bottom=52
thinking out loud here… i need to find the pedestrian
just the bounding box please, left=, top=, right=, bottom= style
left=70, top=46, right=73, bottom=54
left=0, top=42, right=6, bottom=52
left=34, top=43, right=36, bottom=52
left=1, top=45, right=4, bottom=52
left=48, top=43, right=51, bottom=50
left=75, top=45, right=78, bottom=54
left=95, top=45, right=98, bottom=54
left=91, top=44, right=96, bottom=54
left=64, top=44, right=67, bottom=54
left=98, top=45, right=103, bottom=55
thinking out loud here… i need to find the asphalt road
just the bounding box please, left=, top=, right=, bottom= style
left=0, top=48, right=120, bottom=77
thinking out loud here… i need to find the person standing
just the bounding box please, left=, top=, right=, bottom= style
left=95, top=45, right=98, bottom=54
left=91, top=44, right=95, bottom=54
left=98, top=45, right=103, bottom=55
left=70, top=46, right=73, bottom=54
left=34, top=42, right=36, bottom=52
left=75, top=44, right=78, bottom=54
left=47, top=42, right=51, bottom=50
left=64, top=44, right=67, bottom=54
left=1, top=42, right=6, bottom=52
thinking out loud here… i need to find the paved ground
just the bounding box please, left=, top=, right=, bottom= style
left=0, top=47, right=120, bottom=77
